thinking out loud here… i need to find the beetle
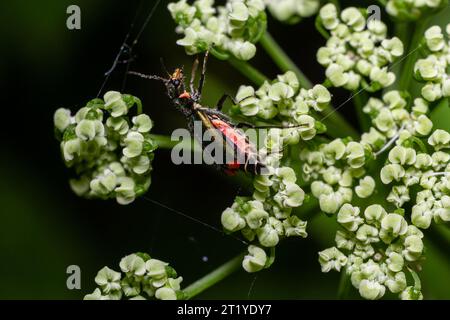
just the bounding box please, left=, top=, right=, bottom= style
left=129, top=52, right=305, bottom=175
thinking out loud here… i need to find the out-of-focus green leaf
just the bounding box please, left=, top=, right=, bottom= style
left=430, top=98, right=450, bottom=133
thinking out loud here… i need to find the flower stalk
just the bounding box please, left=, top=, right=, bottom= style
left=182, top=252, right=245, bottom=299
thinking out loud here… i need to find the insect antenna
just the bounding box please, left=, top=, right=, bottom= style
left=128, top=71, right=166, bottom=82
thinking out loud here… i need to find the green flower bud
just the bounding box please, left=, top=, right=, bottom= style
left=319, top=3, right=339, bottom=30
left=54, top=108, right=72, bottom=132
left=341, top=7, right=365, bottom=31
left=62, top=139, right=81, bottom=162
left=278, top=182, right=305, bottom=207
left=228, top=1, right=249, bottom=22
left=387, top=185, right=410, bottom=207
left=168, top=0, right=196, bottom=27
left=132, top=114, right=153, bottom=133
left=268, top=82, right=295, bottom=102
left=75, top=119, right=103, bottom=141
left=221, top=208, right=246, bottom=232
left=364, top=204, right=387, bottom=226
left=358, top=279, right=385, bottom=300
left=400, top=286, right=423, bottom=300
left=257, top=222, right=280, bottom=247
left=311, top=84, right=331, bottom=110
left=228, top=40, right=257, bottom=60
left=104, top=91, right=128, bottom=117
left=414, top=114, right=433, bottom=136
left=318, top=247, right=347, bottom=272
left=119, top=254, right=146, bottom=276
left=380, top=214, right=408, bottom=243
left=277, top=71, right=299, bottom=92
left=421, top=83, right=442, bottom=101
left=146, top=259, right=169, bottom=279
left=69, top=176, right=90, bottom=196
left=319, top=192, right=342, bottom=214
left=415, top=56, right=441, bottom=81
left=94, top=266, right=122, bottom=294
left=155, top=287, right=177, bottom=300
left=402, top=235, right=424, bottom=261
left=123, top=131, right=144, bottom=158
left=411, top=203, right=433, bottom=229
left=389, top=146, right=416, bottom=165
left=115, top=176, right=136, bottom=205
left=90, top=170, right=117, bottom=195
left=374, top=108, right=395, bottom=133
left=84, top=288, right=110, bottom=300
left=356, top=224, right=379, bottom=244
left=322, top=166, right=341, bottom=185
left=106, top=116, right=129, bottom=135
left=355, top=176, right=375, bottom=198
left=242, top=245, right=267, bottom=273
left=386, top=251, right=404, bottom=273
left=428, top=129, right=450, bottom=150
left=245, top=205, right=269, bottom=229
left=370, top=67, right=395, bottom=88
left=382, top=37, right=404, bottom=57
left=121, top=277, right=141, bottom=297
left=326, top=64, right=349, bottom=87
left=323, top=139, right=346, bottom=161
left=335, top=230, right=355, bottom=251
left=424, top=26, right=445, bottom=52
left=385, top=271, right=407, bottom=294
left=337, top=204, right=363, bottom=232
left=346, top=142, right=366, bottom=169
left=381, top=164, right=405, bottom=184
left=236, top=85, right=259, bottom=116
left=283, top=215, right=307, bottom=238
left=317, top=47, right=333, bottom=66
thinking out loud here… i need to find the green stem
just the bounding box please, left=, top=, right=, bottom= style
left=260, top=32, right=358, bottom=139
left=398, top=18, right=429, bottom=91
left=228, top=56, right=268, bottom=86
left=353, top=91, right=370, bottom=132
left=182, top=252, right=245, bottom=299
left=390, top=22, right=410, bottom=90
left=337, top=270, right=350, bottom=299
left=260, top=31, right=312, bottom=89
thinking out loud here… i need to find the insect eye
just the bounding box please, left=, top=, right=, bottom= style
left=172, top=79, right=180, bottom=86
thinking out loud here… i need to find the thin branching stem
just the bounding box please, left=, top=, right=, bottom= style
left=258, top=31, right=359, bottom=139
left=182, top=252, right=245, bottom=299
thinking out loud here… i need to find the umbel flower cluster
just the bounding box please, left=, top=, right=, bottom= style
left=414, top=24, right=450, bottom=102
left=53, top=91, right=157, bottom=204
left=233, top=71, right=330, bottom=141
left=386, top=0, right=448, bottom=21
left=222, top=165, right=308, bottom=272
left=297, top=82, right=449, bottom=300
left=317, top=4, right=404, bottom=91
left=265, top=0, right=320, bottom=24
left=319, top=204, right=425, bottom=300
left=84, top=253, right=183, bottom=300
left=168, top=0, right=267, bottom=60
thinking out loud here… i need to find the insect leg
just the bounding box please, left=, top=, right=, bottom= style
left=197, top=50, right=209, bottom=98
left=216, top=94, right=237, bottom=111
left=190, top=55, right=200, bottom=93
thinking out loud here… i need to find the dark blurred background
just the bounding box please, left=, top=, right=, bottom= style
left=1, top=0, right=449, bottom=299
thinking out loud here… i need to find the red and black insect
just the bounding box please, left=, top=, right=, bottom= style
left=129, top=53, right=303, bottom=175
